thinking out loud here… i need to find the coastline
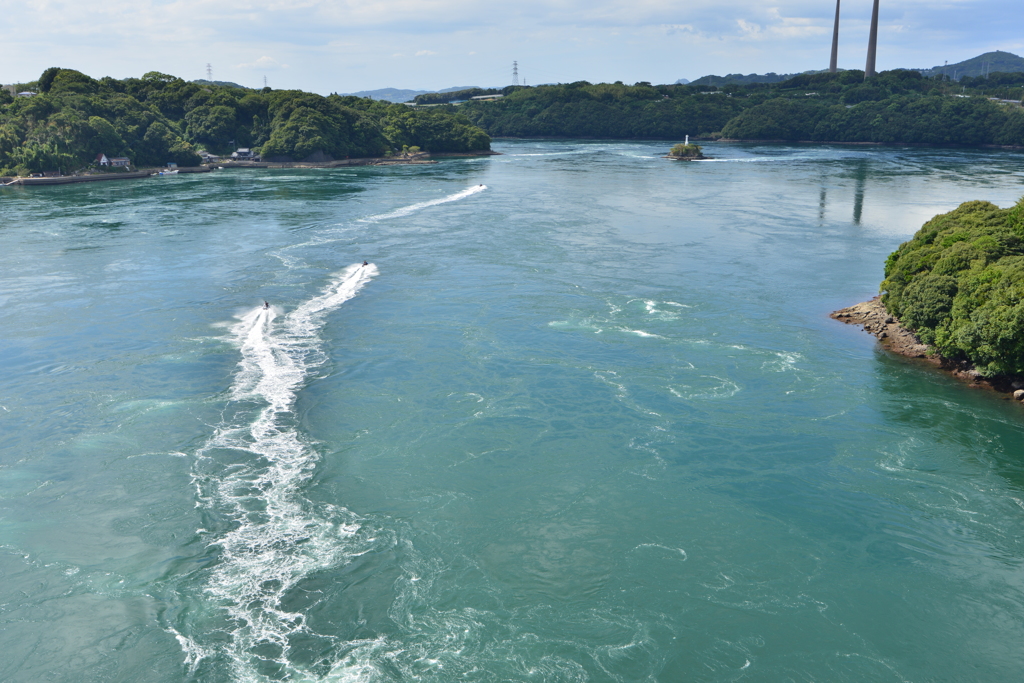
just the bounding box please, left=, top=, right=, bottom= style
left=490, top=136, right=1024, bottom=152
left=1, top=150, right=495, bottom=187
left=220, top=155, right=435, bottom=169
left=832, top=296, right=1024, bottom=396
left=210, top=149, right=497, bottom=169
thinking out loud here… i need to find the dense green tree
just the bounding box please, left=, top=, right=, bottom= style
left=88, top=116, right=127, bottom=156
left=260, top=92, right=388, bottom=160
left=37, top=67, right=61, bottom=94
left=185, top=105, right=238, bottom=148
left=49, top=69, right=100, bottom=95
left=378, top=106, right=490, bottom=152
left=721, top=98, right=826, bottom=140
left=882, top=198, right=1024, bottom=375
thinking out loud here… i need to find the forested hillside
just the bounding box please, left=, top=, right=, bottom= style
left=456, top=70, right=1024, bottom=145
left=460, top=81, right=746, bottom=138
left=719, top=70, right=1024, bottom=144
left=0, top=68, right=490, bottom=175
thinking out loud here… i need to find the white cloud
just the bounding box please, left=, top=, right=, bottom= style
left=663, top=24, right=696, bottom=35
left=415, top=50, right=438, bottom=56
left=736, top=19, right=762, bottom=38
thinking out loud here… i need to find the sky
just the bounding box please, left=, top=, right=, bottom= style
left=2, top=0, right=1021, bottom=94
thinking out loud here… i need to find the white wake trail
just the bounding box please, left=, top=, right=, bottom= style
left=186, top=263, right=381, bottom=680
left=360, top=184, right=486, bottom=222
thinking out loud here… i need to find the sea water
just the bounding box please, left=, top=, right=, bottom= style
left=3, top=141, right=1024, bottom=682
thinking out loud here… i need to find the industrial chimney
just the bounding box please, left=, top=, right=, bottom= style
left=864, top=0, right=879, bottom=78
left=829, top=0, right=841, bottom=73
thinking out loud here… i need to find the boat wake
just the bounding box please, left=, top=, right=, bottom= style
left=360, top=185, right=486, bottom=222
left=177, top=263, right=385, bottom=680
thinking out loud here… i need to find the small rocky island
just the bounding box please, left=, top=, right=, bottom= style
left=664, top=141, right=706, bottom=161
left=834, top=197, right=1024, bottom=399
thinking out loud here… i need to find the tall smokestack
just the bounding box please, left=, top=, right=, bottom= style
left=829, top=0, right=841, bottom=73
left=864, top=0, right=879, bottom=78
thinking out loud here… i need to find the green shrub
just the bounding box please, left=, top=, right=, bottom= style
left=882, top=197, right=1024, bottom=375
left=668, top=143, right=702, bottom=157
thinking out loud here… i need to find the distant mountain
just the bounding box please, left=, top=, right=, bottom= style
left=917, top=51, right=1024, bottom=80
left=674, top=78, right=690, bottom=85
left=344, top=86, right=481, bottom=103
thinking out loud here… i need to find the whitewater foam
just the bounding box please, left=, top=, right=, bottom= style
left=184, top=263, right=382, bottom=679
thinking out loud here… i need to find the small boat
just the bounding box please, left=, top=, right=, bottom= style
left=157, top=169, right=179, bottom=176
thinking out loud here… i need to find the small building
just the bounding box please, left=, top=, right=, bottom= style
left=96, top=153, right=130, bottom=167
left=166, top=162, right=178, bottom=169
left=17, top=91, right=36, bottom=98
left=231, top=148, right=259, bottom=160
left=470, top=94, right=503, bottom=101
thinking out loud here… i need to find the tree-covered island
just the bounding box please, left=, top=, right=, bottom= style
left=666, top=142, right=705, bottom=159
left=0, top=68, right=491, bottom=176
left=836, top=197, right=1024, bottom=390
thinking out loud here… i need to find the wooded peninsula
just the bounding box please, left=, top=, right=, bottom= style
left=0, top=68, right=491, bottom=176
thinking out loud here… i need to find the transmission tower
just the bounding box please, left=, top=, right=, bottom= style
left=206, top=63, right=213, bottom=81
left=512, top=61, right=519, bottom=86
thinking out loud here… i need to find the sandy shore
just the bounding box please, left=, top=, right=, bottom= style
left=831, top=296, right=1024, bottom=396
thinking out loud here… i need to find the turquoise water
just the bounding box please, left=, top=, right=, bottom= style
left=3, top=141, right=1024, bottom=682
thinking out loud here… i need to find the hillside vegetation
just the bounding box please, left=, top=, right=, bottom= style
left=0, top=68, right=490, bottom=175
left=882, top=198, right=1024, bottom=376
left=456, top=69, right=1024, bottom=145
left=461, top=81, right=745, bottom=138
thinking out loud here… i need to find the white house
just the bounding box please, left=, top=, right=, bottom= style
left=96, top=153, right=130, bottom=167
left=231, top=148, right=258, bottom=160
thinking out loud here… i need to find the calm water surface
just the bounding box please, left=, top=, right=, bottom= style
left=3, top=141, right=1024, bottom=682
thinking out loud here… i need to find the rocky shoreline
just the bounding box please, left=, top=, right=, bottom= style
left=662, top=154, right=708, bottom=161
left=831, top=296, right=1024, bottom=398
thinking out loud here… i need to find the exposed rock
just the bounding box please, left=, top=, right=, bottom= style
left=831, top=296, right=1024, bottom=398
left=830, top=297, right=930, bottom=358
